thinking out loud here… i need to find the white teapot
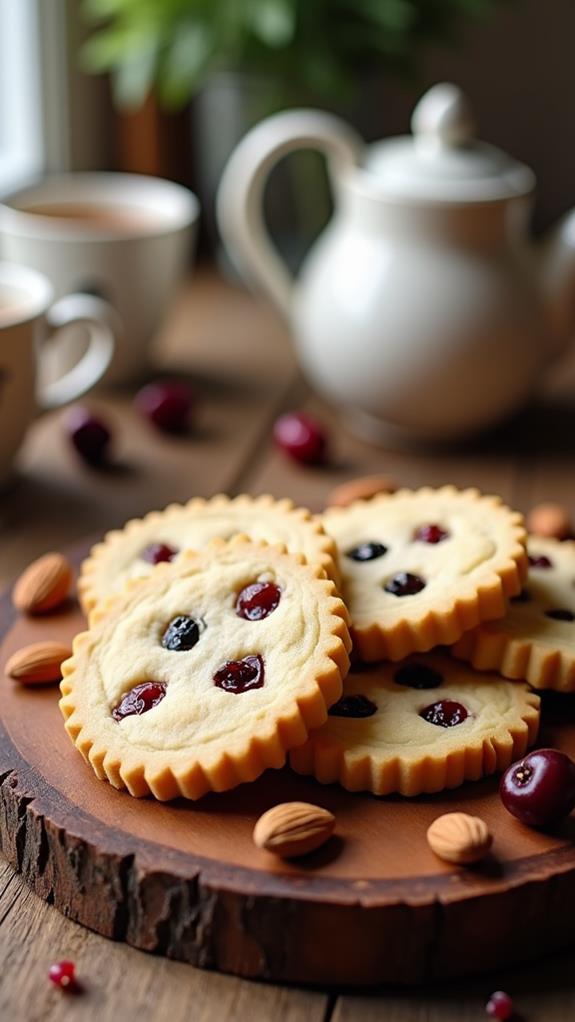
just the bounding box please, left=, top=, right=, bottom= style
left=217, top=83, right=575, bottom=443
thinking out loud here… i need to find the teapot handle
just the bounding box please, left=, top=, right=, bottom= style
left=216, top=109, right=363, bottom=318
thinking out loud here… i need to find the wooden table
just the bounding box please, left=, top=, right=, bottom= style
left=2, top=269, right=575, bottom=1020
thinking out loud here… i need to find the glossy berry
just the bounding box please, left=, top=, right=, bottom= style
left=384, top=572, right=426, bottom=597
left=420, top=699, right=468, bottom=727
left=346, top=541, right=387, bottom=562
left=140, top=542, right=178, bottom=565
left=48, top=960, right=76, bottom=990
left=162, top=615, right=202, bottom=651
left=112, top=681, right=167, bottom=721
left=545, top=608, right=575, bottom=621
left=236, top=581, right=281, bottom=621
left=529, top=554, right=553, bottom=569
left=214, top=654, right=264, bottom=693
left=413, top=524, right=449, bottom=544
left=65, top=406, right=111, bottom=466
left=395, top=663, right=442, bottom=689
left=485, top=990, right=514, bottom=1020
left=273, top=411, right=327, bottom=465
left=135, top=380, right=194, bottom=433
left=500, top=748, right=575, bottom=827
left=329, top=694, right=377, bottom=717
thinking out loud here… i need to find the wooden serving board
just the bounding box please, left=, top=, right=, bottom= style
left=2, top=542, right=575, bottom=988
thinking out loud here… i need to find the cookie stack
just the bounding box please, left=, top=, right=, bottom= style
left=60, top=487, right=553, bottom=800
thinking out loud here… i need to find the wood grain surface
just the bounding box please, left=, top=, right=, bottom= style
left=2, top=269, right=575, bottom=1018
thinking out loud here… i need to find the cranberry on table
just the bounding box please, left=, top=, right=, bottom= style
left=236, top=581, right=281, bottom=620
left=273, top=411, right=327, bottom=465
left=485, top=990, right=514, bottom=1020
left=140, top=542, right=178, bottom=565
left=135, top=380, right=194, bottom=433
left=48, top=960, right=77, bottom=991
left=500, top=748, right=575, bottom=827
left=64, top=406, right=111, bottom=466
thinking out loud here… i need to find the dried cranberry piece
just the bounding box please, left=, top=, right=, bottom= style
left=384, top=572, right=426, bottom=597
left=162, top=615, right=202, bottom=650
left=236, top=581, right=281, bottom=620
left=112, top=681, right=167, bottom=721
left=395, top=663, right=442, bottom=689
left=529, top=554, right=553, bottom=569
left=329, top=694, right=377, bottom=718
left=346, top=541, right=387, bottom=562
left=214, top=654, right=264, bottom=693
left=140, top=542, right=178, bottom=565
left=545, top=608, right=575, bottom=621
left=420, top=699, right=468, bottom=727
left=413, top=524, right=449, bottom=544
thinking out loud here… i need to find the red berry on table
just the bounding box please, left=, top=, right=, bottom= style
left=485, top=990, right=514, bottom=1020
left=135, top=380, right=194, bottom=433
left=273, top=411, right=327, bottom=465
left=64, top=406, right=111, bottom=466
left=48, top=960, right=76, bottom=990
left=500, top=748, right=575, bottom=827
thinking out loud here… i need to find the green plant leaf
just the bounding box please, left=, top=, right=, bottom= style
left=247, top=0, right=296, bottom=47
left=159, top=20, right=214, bottom=107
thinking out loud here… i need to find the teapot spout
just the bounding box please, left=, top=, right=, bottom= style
left=542, top=209, right=575, bottom=357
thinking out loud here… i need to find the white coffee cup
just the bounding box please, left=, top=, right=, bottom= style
left=0, top=262, right=116, bottom=486
left=0, top=173, right=199, bottom=386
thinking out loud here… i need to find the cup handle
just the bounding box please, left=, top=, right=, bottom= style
left=37, top=293, right=119, bottom=409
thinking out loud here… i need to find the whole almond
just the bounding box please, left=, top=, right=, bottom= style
left=527, top=502, right=572, bottom=541
left=427, top=812, right=492, bottom=865
left=5, top=641, right=72, bottom=686
left=13, top=552, right=73, bottom=614
left=253, top=802, right=335, bottom=858
left=327, top=474, right=397, bottom=508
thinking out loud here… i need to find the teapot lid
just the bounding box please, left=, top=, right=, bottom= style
left=363, top=83, right=535, bottom=202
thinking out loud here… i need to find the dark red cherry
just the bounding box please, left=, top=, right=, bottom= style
left=545, top=608, right=575, bottom=621
left=214, top=654, right=264, bottom=693
left=135, top=379, right=194, bottom=433
left=529, top=554, right=553, bottom=569
left=420, top=699, right=468, bottom=727
left=500, top=748, right=575, bottom=827
left=65, top=406, right=111, bottom=466
left=273, top=411, right=327, bottom=465
left=329, top=694, right=377, bottom=717
left=162, top=615, right=202, bottom=650
left=48, top=960, right=77, bottom=991
left=395, top=663, right=442, bottom=689
left=346, top=541, right=387, bottom=562
left=140, top=542, right=178, bottom=565
left=236, top=581, right=281, bottom=620
left=413, top=524, right=449, bottom=544
left=384, top=572, right=426, bottom=597
left=112, top=681, right=167, bottom=721
left=485, top=990, right=514, bottom=1021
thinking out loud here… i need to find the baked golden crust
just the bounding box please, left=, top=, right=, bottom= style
left=321, top=486, right=528, bottom=661
left=79, top=493, right=339, bottom=615
left=60, top=537, right=351, bottom=801
left=452, top=536, right=575, bottom=691
left=289, top=653, right=540, bottom=796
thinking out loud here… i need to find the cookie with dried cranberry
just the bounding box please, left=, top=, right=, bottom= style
left=60, top=537, right=351, bottom=800
left=321, top=486, right=527, bottom=661
left=79, top=493, right=339, bottom=615
left=452, top=536, right=575, bottom=691
left=289, top=653, right=540, bottom=796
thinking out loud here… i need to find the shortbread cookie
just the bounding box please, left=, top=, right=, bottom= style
left=290, top=653, right=540, bottom=796
left=79, top=494, right=339, bottom=614
left=321, top=486, right=527, bottom=661
left=60, top=537, right=351, bottom=800
left=452, top=537, right=575, bottom=691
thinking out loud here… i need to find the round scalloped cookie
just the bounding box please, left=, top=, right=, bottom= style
left=79, top=494, right=339, bottom=614
left=289, top=653, right=540, bottom=797
left=60, top=537, right=351, bottom=801
left=452, top=536, right=575, bottom=691
left=321, top=486, right=528, bottom=661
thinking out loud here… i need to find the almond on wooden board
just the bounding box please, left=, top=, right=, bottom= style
left=12, top=552, right=73, bottom=615
left=5, top=641, right=72, bottom=685
left=527, top=502, right=572, bottom=541
left=427, top=812, right=492, bottom=865
left=253, top=801, right=335, bottom=858
left=326, top=474, right=397, bottom=508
